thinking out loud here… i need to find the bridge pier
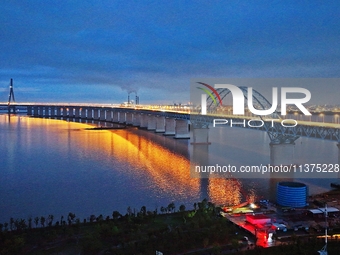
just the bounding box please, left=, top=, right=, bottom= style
left=87, top=108, right=93, bottom=120
left=55, top=107, right=61, bottom=117
left=43, top=107, right=47, bottom=117
left=74, top=107, right=80, bottom=119
left=119, top=112, right=126, bottom=124
left=50, top=107, right=55, bottom=117
left=63, top=107, right=68, bottom=119
left=112, top=111, right=119, bottom=123
left=80, top=108, right=86, bottom=119
left=147, top=115, right=156, bottom=131
left=155, top=116, right=165, bottom=133
left=270, top=143, right=295, bottom=166
left=27, top=106, right=32, bottom=116
left=106, top=110, right=113, bottom=122
left=164, top=118, right=175, bottom=135
left=126, top=112, right=133, bottom=125
left=70, top=107, right=75, bottom=118
left=191, top=127, right=210, bottom=144
left=139, top=114, right=148, bottom=129
left=175, top=119, right=190, bottom=139
left=100, top=109, right=106, bottom=121
left=93, top=109, right=99, bottom=120
left=133, top=113, right=141, bottom=126
left=33, top=106, right=39, bottom=117
left=7, top=105, right=16, bottom=114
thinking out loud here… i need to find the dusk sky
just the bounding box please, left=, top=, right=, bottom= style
left=1, top=1, right=339, bottom=104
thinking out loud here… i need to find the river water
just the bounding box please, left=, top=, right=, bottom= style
left=0, top=113, right=338, bottom=223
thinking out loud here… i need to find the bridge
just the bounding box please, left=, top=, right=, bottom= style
left=1, top=79, right=340, bottom=166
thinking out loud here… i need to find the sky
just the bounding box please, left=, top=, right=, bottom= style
left=0, top=0, right=340, bottom=105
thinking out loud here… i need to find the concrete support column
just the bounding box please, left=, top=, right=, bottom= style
left=164, top=118, right=176, bottom=136
left=50, top=107, right=56, bottom=117
left=63, top=107, right=68, bottom=118
left=40, top=107, right=45, bottom=117
left=113, top=111, right=119, bottom=123
left=126, top=112, right=133, bottom=125
left=147, top=115, right=156, bottom=130
left=191, top=127, right=210, bottom=144
left=33, top=106, right=39, bottom=116
left=155, top=116, right=165, bottom=133
left=93, top=109, right=99, bottom=120
left=56, top=107, right=61, bottom=117
left=100, top=109, right=106, bottom=121
left=107, top=110, right=113, bottom=122
left=133, top=113, right=141, bottom=126
left=270, top=143, right=295, bottom=166
left=80, top=108, right=86, bottom=119
left=87, top=109, right=93, bottom=120
left=175, top=119, right=190, bottom=139
left=27, top=106, right=32, bottom=116
left=119, top=112, right=126, bottom=124
left=74, top=107, right=80, bottom=118
left=70, top=107, right=75, bottom=118
left=139, top=114, right=148, bottom=129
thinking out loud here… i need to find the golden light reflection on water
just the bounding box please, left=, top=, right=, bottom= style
left=9, top=116, right=200, bottom=198
left=2, top=115, right=252, bottom=206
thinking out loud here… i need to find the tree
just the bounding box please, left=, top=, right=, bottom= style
left=127, top=206, right=133, bottom=216
left=179, top=204, right=186, bottom=213
left=48, top=214, right=54, bottom=227
left=112, top=211, right=122, bottom=221
left=28, top=217, right=32, bottom=229
left=4, top=222, right=8, bottom=231
left=96, top=214, right=104, bottom=222
left=168, top=202, right=175, bottom=213
left=68, top=212, right=76, bottom=225
left=90, top=215, right=96, bottom=223
left=14, top=219, right=19, bottom=231
left=140, top=206, right=147, bottom=217
left=40, top=216, right=45, bottom=228
left=10, top=217, right=14, bottom=231
left=34, top=217, right=39, bottom=228
left=18, top=219, right=27, bottom=231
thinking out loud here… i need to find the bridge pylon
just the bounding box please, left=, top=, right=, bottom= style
left=7, top=78, right=16, bottom=113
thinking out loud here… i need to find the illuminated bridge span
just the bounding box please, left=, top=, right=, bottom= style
left=2, top=80, right=339, bottom=166
left=1, top=102, right=340, bottom=166
left=0, top=103, right=339, bottom=143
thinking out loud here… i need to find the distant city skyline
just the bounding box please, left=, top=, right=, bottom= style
left=1, top=1, right=340, bottom=104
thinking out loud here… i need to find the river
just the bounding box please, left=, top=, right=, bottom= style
left=0, top=113, right=338, bottom=223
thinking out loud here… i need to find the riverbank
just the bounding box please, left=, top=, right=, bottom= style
left=0, top=200, right=247, bottom=254
left=2, top=193, right=340, bottom=255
